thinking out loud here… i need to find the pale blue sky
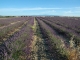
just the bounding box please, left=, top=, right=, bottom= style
left=0, top=0, right=80, bottom=16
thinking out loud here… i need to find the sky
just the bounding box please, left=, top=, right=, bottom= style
left=0, top=0, right=80, bottom=16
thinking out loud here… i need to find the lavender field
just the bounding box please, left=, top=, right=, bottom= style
left=0, top=16, right=80, bottom=60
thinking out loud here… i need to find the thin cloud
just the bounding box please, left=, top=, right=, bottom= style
left=0, top=7, right=71, bottom=11
left=64, top=10, right=80, bottom=14
left=75, top=7, right=80, bottom=8
left=64, top=10, right=73, bottom=13
left=75, top=11, right=80, bottom=12
left=40, top=10, right=55, bottom=14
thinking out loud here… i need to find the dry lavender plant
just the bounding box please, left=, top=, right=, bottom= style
left=68, top=35, right=80, bottom=60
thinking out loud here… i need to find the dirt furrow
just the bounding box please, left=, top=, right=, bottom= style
left=31, top=18, right=49, bottom=60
